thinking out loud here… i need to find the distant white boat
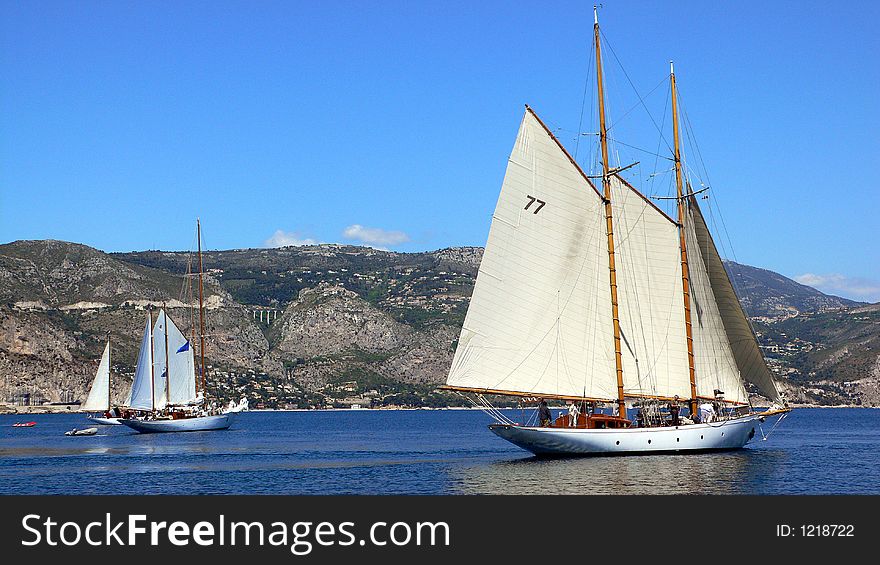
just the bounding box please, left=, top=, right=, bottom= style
left=225, top=397, right=249, bottom=413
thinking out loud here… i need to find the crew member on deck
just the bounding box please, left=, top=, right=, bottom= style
left=568, top=402, right=580, bottom=427
left=538, top=399, right=552, bottom=427
left=668, top=395, right=680, bottom=427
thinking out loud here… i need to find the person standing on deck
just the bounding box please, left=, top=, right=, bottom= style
left=538, top=399, right=552, bottom=427
left=568, top=402, right=580, bottom=427
left=668, top=395, right=681, bottom=427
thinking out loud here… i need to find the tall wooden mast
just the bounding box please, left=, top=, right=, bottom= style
left=148, top=306, right=155, bottom=412
left=163, top=304, right=171, bottom=408
left=670, top=62, right=699, bottom=417
left=187, top=254, right=199, bottom=396
left=594, top=7, right=626, bottom=419
left=196, top=219, right=208, bottom=396
left=106, top=331, right=111, bottom=410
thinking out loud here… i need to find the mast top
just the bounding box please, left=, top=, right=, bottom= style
left=670, top=60, right=674, bottom=75
left=593, top=5, right=598, bottom=25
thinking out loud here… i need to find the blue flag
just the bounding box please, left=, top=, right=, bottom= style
left=176, top=341, right=190, bottom=353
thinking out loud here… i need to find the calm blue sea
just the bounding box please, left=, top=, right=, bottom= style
left=0, top=408, right=877, bottom=495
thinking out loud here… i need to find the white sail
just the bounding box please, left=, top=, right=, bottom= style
left=447, top=107, right=779, bottom=408
left=446, top=108, right=619, bottom=400
left=81, top=342, right=110, bottom=411
left=684, top=200, right=749, bottom=404
left=610, top=176, right=692, bottom=400
left=152, top=310, right=198, bottom=407
left=126, top=313, right=156, bottom=410
left=687, top=197, right=780, bottom=402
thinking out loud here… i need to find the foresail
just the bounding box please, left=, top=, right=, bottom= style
left=153, top=310, right=198, bottom=406
left=446, top=108, right=618, bottom=400
left=81, top=342, right=110, bottom=411
left=610, top=176, right=692, bottom=400
left=683, top=207, right=746, bottom=404
left=687, top=197, right=780, bottom=402
left=126, top=314, right=155, bottom=410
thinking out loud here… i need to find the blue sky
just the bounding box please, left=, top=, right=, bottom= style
left=1, top=1, right=878, bottom=301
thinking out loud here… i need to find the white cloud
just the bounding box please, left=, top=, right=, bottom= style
left=795, top=273, right=880, bottom=302
left=264, top=230, right=320, bottom=248
left=342, top=224, right=410, bottom=247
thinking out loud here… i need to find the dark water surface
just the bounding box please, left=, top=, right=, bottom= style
left=1, top=408, right=877, bottom=495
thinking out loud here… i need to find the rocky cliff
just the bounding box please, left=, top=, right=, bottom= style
left=2, top=239, right=877, bottom=410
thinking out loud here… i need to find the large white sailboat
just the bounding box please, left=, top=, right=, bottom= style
left=81, top=333, right=123, bottom=425
left=442, top=10, right=790, bottom=456
left=120, top=220, right=237, bottom=433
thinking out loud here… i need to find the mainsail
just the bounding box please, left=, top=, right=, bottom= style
left=152, top=309, right=198, bottom=407
left=446, top=108, right=618, bottom=401
left=81, top=341, right=110, bottom=411
left=126, top=313, right=156, bottom=410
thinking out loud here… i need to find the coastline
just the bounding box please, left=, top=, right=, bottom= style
left=0, top=402, right=873, bottom=416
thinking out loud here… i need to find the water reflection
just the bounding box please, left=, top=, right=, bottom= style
left=451, top=448, right=791, bottom=495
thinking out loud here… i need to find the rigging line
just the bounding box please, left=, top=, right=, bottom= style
left=574, top=33, right=596, bottom=163
left=604, top=75, right=669, bottom=135
left=676, top=89, right=755, bottom=375
left=556, top=213, right=604, bottom=395
left=489, top=212, right=602, bottom=393
left=587, top=206, right=604, bottom=398
left=649, top=80, right=672, bottom=214
left=462, top=393, right=512, bottom=425
left=556, top=291, right=560, bottom=395
left=477, top=394, right=516, bottom=425
left=606, top=138, right=670, bottom=159
left=617, top=189, right=660, bottom=396
left=635, top=193, right=662, bottom=394
left=599, top=28, right=673, bottom=154
left=677, top=85, right=711, bottom=187
left=677, top=89, right=748, bottom=325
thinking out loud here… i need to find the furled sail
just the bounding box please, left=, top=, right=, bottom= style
left=153, top=310, right=198, bottom=407
left=446, top=108, right=618, bottom=400
left=686, top=197, right=780, bottom=402
left=610, top=176, right=692, bottom=400
left=126, top=313, right=156, bottom=410
left=81, top=342, right=110, bottom=411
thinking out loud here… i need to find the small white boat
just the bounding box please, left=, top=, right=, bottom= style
left=120, top=413, right=234, bottom=433
left=65, top=427, right=98, bottom=436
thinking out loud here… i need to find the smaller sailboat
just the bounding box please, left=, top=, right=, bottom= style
left=120, top=220, right=237, bottom=433
left=82, top=333, right=123, bottom=425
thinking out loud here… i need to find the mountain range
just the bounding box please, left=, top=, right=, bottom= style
left=1, top=239, right=876, bottom=411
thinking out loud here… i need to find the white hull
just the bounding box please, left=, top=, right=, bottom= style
left=65, top=427, right=98, bottom=436
left=87, top=416, right=123, bottom=425
left=120, top=413, right=234, bottom=434
left=490, top=413, right=766, bottom=456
